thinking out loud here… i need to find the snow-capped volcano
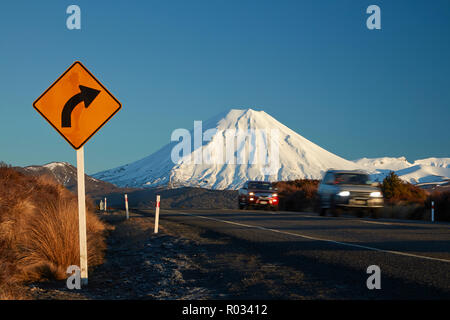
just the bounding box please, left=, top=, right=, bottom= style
left=93, top=108, right=358, bottom=189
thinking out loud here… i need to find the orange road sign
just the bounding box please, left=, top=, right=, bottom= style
left=33, top=61, right=121, bottom=149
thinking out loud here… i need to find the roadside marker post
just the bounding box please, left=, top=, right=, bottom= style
left=125, top=194, right=129, bottom=220
left=33, top=61, right=121, bottom=287
left=431, top=201, right=435, bottom=222
left=154, top=195, right=160, bottom=234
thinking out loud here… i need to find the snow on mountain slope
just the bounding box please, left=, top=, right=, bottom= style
left=395, top=164, right=450, bottom=184
left=398, top=158, right=450, bottom=184
left=353, top=157, right=413, bottom=171
left=370, top=164, right=450, bottom=184
left=94, top=108, right=359, bottom=189
left=413, top=157, right=450, bottom=168
left=360, top=157, right=450, bottom=184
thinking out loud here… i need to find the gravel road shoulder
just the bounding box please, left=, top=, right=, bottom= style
left=28, top=208, right=345, bottom=300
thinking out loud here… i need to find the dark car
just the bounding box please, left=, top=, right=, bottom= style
left=317, top=170, right=384, bottom=217
left=238, top=181, right=279, bottom=210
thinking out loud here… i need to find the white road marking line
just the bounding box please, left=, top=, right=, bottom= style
left=279, top=211, right=436, bottom=227
left=359, top=220, right=396, bottom=226
left=281, top=212, right=396, bottom=224
left=176, top=212, right=450, bottom=264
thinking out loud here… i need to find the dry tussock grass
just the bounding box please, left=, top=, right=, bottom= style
left=273, top=180, right=320, bottom=211
left=0, top=164, right=106, bottom=299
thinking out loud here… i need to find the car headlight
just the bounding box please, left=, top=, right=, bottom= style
left=337, top=191, right=350, bottom=197
left=370, top=191, right=382, bottom=198
left=249, top=192, right=254, bottom=195
left=272, top=193, right=278, bottom=197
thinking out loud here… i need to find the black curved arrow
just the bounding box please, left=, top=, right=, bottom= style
left=61, top=85, right=101, bottom=128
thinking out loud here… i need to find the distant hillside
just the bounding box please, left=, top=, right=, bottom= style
left=13, top=162, right=238, bottom=209
left=14, top=162, right=135, bottom=197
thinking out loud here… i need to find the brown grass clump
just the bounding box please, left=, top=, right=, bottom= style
left=273, top=179, right=320, bottom=212
left=0, top=163, right=106, bottom=299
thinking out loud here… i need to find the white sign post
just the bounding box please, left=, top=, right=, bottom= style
left=76, top=147, right=88, bottom=285
left=154, top=195, right=160, bottom=234
left=125, top=194, right=129, bottom=220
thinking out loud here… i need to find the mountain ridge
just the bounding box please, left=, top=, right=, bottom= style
left=14, top=162, right=131, bottom=197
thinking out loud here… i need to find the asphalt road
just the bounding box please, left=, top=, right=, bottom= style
left=151, top=209, right=450, bottom=299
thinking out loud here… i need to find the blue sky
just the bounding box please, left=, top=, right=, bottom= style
left=0, top=0, right=449, bottom=174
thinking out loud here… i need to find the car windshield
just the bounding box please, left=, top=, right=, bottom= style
left=334, top=173, right=369, bottom=185
left=248, top=182, right=274, bottom=190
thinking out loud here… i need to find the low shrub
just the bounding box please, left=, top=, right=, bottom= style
left=380, top=171, right=427, bottom=205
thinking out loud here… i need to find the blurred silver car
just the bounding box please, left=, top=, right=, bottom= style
left=317, top=170, right=384, bottom=217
